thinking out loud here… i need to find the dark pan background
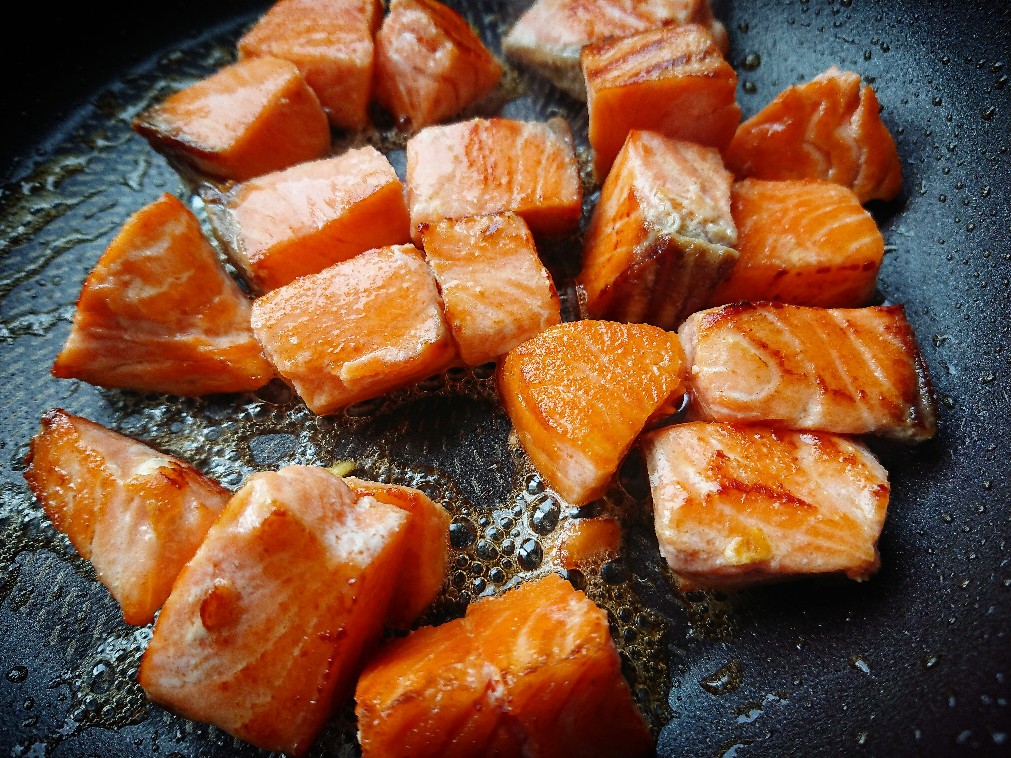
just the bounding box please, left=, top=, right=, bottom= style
left=1, top=1, right=1009, bottom=756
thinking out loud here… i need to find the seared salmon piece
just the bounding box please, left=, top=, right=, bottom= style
left=643, top=422, right=890, bottom=590
left=503, top=0, right=727, bottom=101
left=251, top=244, right=457, bottom=415
left=238, top=0, right=384, bottom=130
left=139, top=465, right=410, bottom=756
left=344, top=477, right=450, bottom=628
left=582, top=23, right=740, bottom=180
left=23, top=409, right=229, bottom=626
left=203, top=147, right=410, bottom=293
left=578, top=131, right=738, bottom=330
left=554, top=516, right=622, bottom=569
left=356, top=574, right=653, bottom=758
left=420, top=213, right=561, bottom=366
left=725, top=67, right=903, bottom=203
left=406, top=117, right=582, bottom=244
left=498, top=320, right=686, bottom=505
left=374, top=0, right=502, bottom=129
left=132, top=56, right=329, bottom=181
left=679, top=302, right=938, bottom=442
left=709, top=179, right=885, bottom=307
left=52, top=194, right=274, bottom=396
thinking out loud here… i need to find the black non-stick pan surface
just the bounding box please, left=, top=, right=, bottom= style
left=1, top=1, right=1009, bottom=755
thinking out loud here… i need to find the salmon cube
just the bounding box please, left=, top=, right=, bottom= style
left=726, top=67, right=903, bottom=203
left=578, top=131, right=738, bottom=330
left=582, top=23, right=740, bottom=180
left=344, top=477, right=450, bottom=627
left=23, top=410, right=229, bottom=626
left=709, top=179, right=885, bottom=307
left=503, top=0, right=727, bottom=101
left=356, top=574, right=653, bottom=758
left=374, top=0, right=502, bottom=129
left=679, top=302, right=939, bottom=442
left=52, top=193, right=274, bottom=396
left=132, top=56, right=330, bottom=181
left=251, top=244, right=457, bottom=414
left=554, top=516, right=622, bottom=569
left=406, top=117, right=582, bottom=244
left=420, top=213, right=561, bottom=366
left=498, top=320, right=686, bottom=505
left=643, top=422, right=891, bottom=590
left=203, top=147, right=411, bottom=293
left=238, top=0, right=384, bottom=131
left=139, top=465, right=410, bottom=756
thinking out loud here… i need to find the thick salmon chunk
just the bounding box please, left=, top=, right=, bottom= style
left=582, top=23, right=740, bottom=180
left=139, top=466, right=410, bottom=756
left=238, top=0, right=383, bottom=130
left=406, top=117, right=582, bottom=243
left=374, top=0, right=502, bottom=129
left=133, top=56, right=330, bottom=181
left=578, top=131, right=738, bottom=330
left=24, top=410, right=229, bottom=626
left=356, top=574, right=653, bottom=758
left=643, top=422, right=890, bottom=590
left=679, top=302, right=938, bottom=442
left=251, top=244, right=457, bottom=414
left=726, top=67, right=903, bottom=203
left=503, top=0, right=726, bottom=101
left=420, top=213, right=561, bottom=366
left=709, top=179, right=885, bottom=307
left=203, top=147, right=410, bottom=293
left=498, top=320, right=686, bottom=505
left=52, top=194, right=274, bottom=396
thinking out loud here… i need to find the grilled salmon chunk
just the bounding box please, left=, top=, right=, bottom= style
left=24, top=409, right=229, bottom=626
left=52, top=193, right=274, bottom=396
left=643, top=422, right=890, bottom=590
left=679, top=302, right=938, bottom=442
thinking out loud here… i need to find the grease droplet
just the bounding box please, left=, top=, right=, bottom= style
left=701, top=660, right=743, bottom=695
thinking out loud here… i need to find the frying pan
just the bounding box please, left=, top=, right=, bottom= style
left=1, top=1, right=1009, bottom=755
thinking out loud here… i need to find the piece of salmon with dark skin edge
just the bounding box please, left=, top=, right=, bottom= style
left=52, top=194, right=274, bottom=396
left=643, top=422, right=891, bottom=591
left=406, top=117, right=582, bottom=244
left=709, top=178, right=885, bottom=308
left=132, top=56, right=330, bottom=182
left=578, top=130, right=738, bottom=331
left=582, top=23, right=740, bottom=180
left=420, top=213, right=561, bottom=366
left=503, top=0, right=727, bottom=101
left=374, top=0, right=502, bottom=130
left=23, top=410, right=229, bottom=626
left=679, top=302, right=938, bottom=443
left=238, top=0, right=384, bottom=130
left=139, top=465, right=410, bottom=757
left=498, top=320, right=687, bottom=505
left=726, top=66, right=903, bottom=203
left=356, top=574, right=653, bottom=758
left=202, top=147, right=410, bottom=293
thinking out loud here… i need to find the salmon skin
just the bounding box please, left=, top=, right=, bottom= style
left=643, top=422, right=890, bottom=590
left=202, top=147, right=411, bottom=293
left=498, top=320, right=686, bottom=505
left=709, top=178, right=885, bottom=308
left=726, top=66, right=903, bottom=203
left=139, top=466, right=410, bottom=756
left=52, top=193, right=274, bottom=396
left=133, top=56, right=330, bottom=181
left=238, top=0, right=384, bottom=130
left=355, top=574, right=653, bottom=758
left=23, top=410, right=229, bottom=626
left=374, top=0, right=502, bottom=130
left=578, top=130, right=738, bottom=330
left=503, top=0, right=727, bottom=101
left=582, top=23, right=740, bottom=180
left=679, top=302, right=938, bottom=443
